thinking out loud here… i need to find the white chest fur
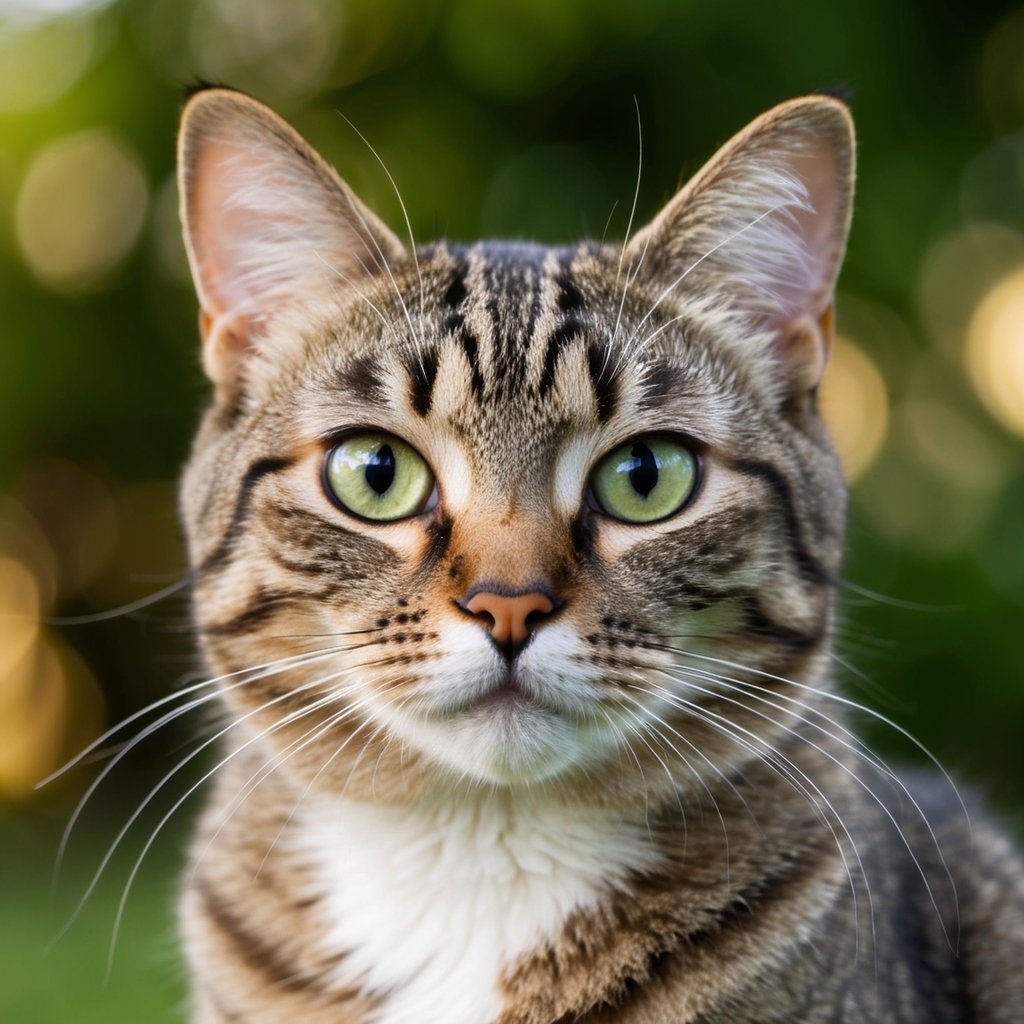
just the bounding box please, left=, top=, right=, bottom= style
left=302, top=792, right=659, bottom=1024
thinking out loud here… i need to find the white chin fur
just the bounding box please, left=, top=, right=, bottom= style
left=368, top=622, right=618, bottom=785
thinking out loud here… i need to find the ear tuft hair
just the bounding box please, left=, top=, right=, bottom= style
left=177, top=88, right=406, bottom=394
left=625, top=96, right=855, bottom=392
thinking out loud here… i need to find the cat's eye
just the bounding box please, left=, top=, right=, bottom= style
left=323, top=433, right=436, bottom=522
left=589, top=437, right=699, bottom=524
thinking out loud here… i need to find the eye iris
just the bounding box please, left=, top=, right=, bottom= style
left=590, top=436, right=698, bottom=523
left=324, top=433, right=434, bottom=521
left=365, top=444, right=395, bottom=495
left=627, top=443, right=658, bottom=498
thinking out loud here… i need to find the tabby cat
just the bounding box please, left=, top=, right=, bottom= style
left=175, top=88, right=1024, bottom=1023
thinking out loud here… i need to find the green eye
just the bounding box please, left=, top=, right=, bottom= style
left=323, top=433, right=436, bottom=522
left=589, top=437, right=699, bottom=523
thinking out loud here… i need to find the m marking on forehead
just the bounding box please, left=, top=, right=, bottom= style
left=481, top=253, right=541, bottom=395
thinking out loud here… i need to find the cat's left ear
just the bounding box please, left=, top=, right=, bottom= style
left=178, top=87, right=407, bottom=397
left=625, top=95, right=855, bottom=393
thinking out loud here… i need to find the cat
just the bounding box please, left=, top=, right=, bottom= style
left=174, top=86, right=1024, bottom=1023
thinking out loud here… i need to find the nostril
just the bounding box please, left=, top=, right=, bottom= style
left=524, top=608, right=548, bottom=629
left=471, top=606, right=496, bottom=629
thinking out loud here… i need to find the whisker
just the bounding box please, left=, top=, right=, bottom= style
left=837, top=578, right=956, bottom=613
left=56, top=663, right=367, bottom=954
left=610, top=96, right=645, bottom=349
left=42, top=641, right=355, bottom=789
left=42, top=575, right=192, bottom=627
left=335, top=111, right=426, bottom=342
left=617, top=687, right=760, bottom=841
left=659, top=661, right=961, bottom=952
left=102, top=666, right=391, bottom=978
left=627, top=679, right=874, bottom=965
left=623, top=200, right=795, bottom=362
left=50, top=642, right=365, bottom=877
left=193, top=690, right=387, bottom=885
left=660, top=642, right=970, bottom=831
left=598, top=704, right=654, bottom=837
left=312, top=249, right=404, bottom=342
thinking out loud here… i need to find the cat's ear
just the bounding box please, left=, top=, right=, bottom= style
left=625, top=95, right=855, bottom=392
left=178, top=87, right=406, bottom=394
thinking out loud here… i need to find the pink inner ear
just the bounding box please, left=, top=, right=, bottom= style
left=188, top=141, right=284, bottom=327
left=771, top=141, right=845, bottom=327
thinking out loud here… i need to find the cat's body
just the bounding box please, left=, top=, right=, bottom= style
left=175, top=90, right=1024, bottom=1022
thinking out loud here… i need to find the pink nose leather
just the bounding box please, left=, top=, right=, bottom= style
left=465, top=591, right=554, bottom=647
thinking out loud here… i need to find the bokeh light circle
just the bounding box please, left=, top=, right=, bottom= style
left=819, top=336, right=889, bottom=482
left=966, top=265, right=1024, bottom=438
left=15, top=129, right=149, bottom=291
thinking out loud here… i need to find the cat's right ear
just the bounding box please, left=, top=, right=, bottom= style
left=178, top=88, right=406, bottom=397
left=624, top=95, right=855, bottom=397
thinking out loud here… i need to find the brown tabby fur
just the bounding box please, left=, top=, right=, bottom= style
left=175, top=88, right=1024, bottom=1022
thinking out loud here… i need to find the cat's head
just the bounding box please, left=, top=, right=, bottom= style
left=177, top=89, right=854, bottom=805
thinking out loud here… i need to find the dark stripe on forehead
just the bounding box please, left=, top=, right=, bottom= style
left=556, top=262, right=585, bottom=314
left=406, top=347, right=439, bottom=416
left=338, top=354, right=387, bottom=405
left=538, top=262, right=587, bottom=398
left=484, top=257, right=535, bottom=395
left=442, top=262, right=485, bottom=401
left=198, top=455, right=293, bottom=575
left=460, top=332, right=486, bottom=399
left=587, top=342, right=619, bottom=422
left=442, top=262, right=468, bottom=322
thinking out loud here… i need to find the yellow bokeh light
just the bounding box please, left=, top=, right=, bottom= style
left=0, top=539, right=106, bottom=801
left=15, top=129, right=149, bottom=291
left=966, top=265, right=1024, bottom=438
left=818, top=336, right=889, bottom=482
left=0, top=554, right=40, bottom=680
left=0, top=632, right=105, bottom=799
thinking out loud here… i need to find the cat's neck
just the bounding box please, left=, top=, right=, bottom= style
left=294, top=788, right=657, bottom=1024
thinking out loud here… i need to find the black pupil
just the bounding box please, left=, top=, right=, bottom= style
left=365, top=444, right=396, bottom=496
left=627, top=443, right=659, bottom=498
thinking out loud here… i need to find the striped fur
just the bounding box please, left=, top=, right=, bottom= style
left=175, top=89, right=1024, bottom=1022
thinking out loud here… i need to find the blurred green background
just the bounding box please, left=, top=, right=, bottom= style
left=1, top=0, right=1023, bottom=1019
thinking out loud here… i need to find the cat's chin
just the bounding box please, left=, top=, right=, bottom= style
left=378, top=680, right=615, bottom=787
left=418, top=708, right=609, bottom=786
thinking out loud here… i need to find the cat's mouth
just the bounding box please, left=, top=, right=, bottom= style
left=384, top=653, right=613, bottom=783
left=414, top=667, right=557, bottom=721
left=470, top=676, right=537, bottom=712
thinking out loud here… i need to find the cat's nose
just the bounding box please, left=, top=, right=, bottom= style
left=460, top=588, right=556, bottom=659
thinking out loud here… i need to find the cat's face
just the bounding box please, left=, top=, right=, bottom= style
left=178, top=90, right=853, bottom=805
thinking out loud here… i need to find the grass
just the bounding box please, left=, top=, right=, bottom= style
left=0, top=809, right=187, bottom=1023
